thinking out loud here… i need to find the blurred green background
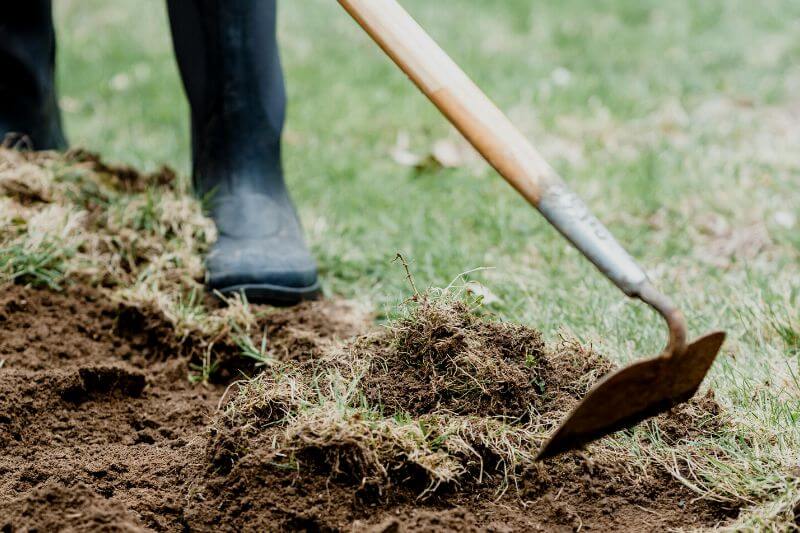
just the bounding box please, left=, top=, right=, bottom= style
left=54, top=0, right=798, bottom=353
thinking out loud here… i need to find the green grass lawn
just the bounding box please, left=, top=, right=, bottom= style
left=52, top=0, right=799, bottom=528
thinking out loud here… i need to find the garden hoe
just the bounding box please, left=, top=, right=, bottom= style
left=339, top=0, right=726, bottom=459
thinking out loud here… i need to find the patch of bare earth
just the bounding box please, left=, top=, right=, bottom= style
left=0, top=286, right=368, bottom=532
left=0, top=286, right=735, bottom=531
left=0, top=151, right=738, bottom=531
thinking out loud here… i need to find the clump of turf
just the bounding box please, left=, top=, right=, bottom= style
left=208, top=284, right=727, bottom=504
left=376, top=294, right=546, bottom=417
left=211, top=366, right=464, bottom=493
left=209, top=288, right=627, bottom=496
left=351, top=291, right=614, bottom=422
left=0, top=148, right=271, bottom=381
left=0, top=148, right=236, bottom=337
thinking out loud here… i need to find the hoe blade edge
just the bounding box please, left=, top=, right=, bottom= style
left=536, top=331, right=725, bottom=460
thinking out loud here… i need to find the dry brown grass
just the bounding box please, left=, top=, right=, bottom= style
left=0, top=148, right=266, bottom=351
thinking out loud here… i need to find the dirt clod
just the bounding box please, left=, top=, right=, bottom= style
left=356, top=297, right=614, bottom=422
left=1, top=481, right=145, bottom=532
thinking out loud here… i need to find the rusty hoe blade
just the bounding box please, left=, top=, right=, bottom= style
left=536, top=292, right=725, bottom=459
left=337, top=0, right=726, bottom=461
left=531, top=184, right=726, bottom=460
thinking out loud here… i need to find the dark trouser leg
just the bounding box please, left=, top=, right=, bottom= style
left=166, top=0, right=319, bottom=305
left=0, top=0, right=66, bottom=150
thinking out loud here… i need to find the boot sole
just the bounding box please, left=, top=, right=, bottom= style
left=214, top=281, right=322, bottom=306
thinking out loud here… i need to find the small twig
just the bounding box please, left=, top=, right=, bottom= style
left=393, top=253, right=419, bottom=296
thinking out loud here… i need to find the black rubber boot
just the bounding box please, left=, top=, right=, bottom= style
left=167, top=0, right=320, bottom=305
left=0, top=0, right=67, bottom=150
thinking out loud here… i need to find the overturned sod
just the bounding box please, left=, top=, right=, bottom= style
left=0, top=151, right=790, bottom=529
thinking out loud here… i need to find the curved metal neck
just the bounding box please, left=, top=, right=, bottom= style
left=635, top=282, right=688, bottom=358
left=534, top=181, right=688, bottom=358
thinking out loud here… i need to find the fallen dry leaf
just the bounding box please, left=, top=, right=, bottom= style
left=390, top=131, right=423, bottom=167
left=696, top=222, right=773, bottom=268
left=390, top=132, right=476, bottom=171
left=773, top=210, right=796, bottom=229
left=430, top=138, right=465, bottom=168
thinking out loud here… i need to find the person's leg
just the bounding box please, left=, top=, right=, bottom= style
left=166, top=0, right=319, bottom=305
left=0, top=0, right=66, bottom=149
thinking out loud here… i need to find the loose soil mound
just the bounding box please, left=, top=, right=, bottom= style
left=356, top=298, right=613, bottom=419
left=1, top=286, right=736, bottom=531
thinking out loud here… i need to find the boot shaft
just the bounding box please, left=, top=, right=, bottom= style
left=0, top=0, right=66, bottom=149
left=167, top=0, right=286, bottom=198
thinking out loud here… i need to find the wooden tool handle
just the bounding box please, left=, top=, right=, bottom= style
left=339, top=0, right=664, bottom=307
left=338, top=0, right=556, bottom=206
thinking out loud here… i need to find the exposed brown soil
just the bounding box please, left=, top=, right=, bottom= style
left=356, top=299, right=614, bottom=419
left=0, top=285, right=737, bottom=532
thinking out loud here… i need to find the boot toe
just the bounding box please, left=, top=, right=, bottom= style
left=206, top=236, right=320, bottom=304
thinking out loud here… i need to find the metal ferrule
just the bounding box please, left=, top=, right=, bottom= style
left=537, top=180, right=648, bottom=295
left=537, top=180, right=688, bottom=357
